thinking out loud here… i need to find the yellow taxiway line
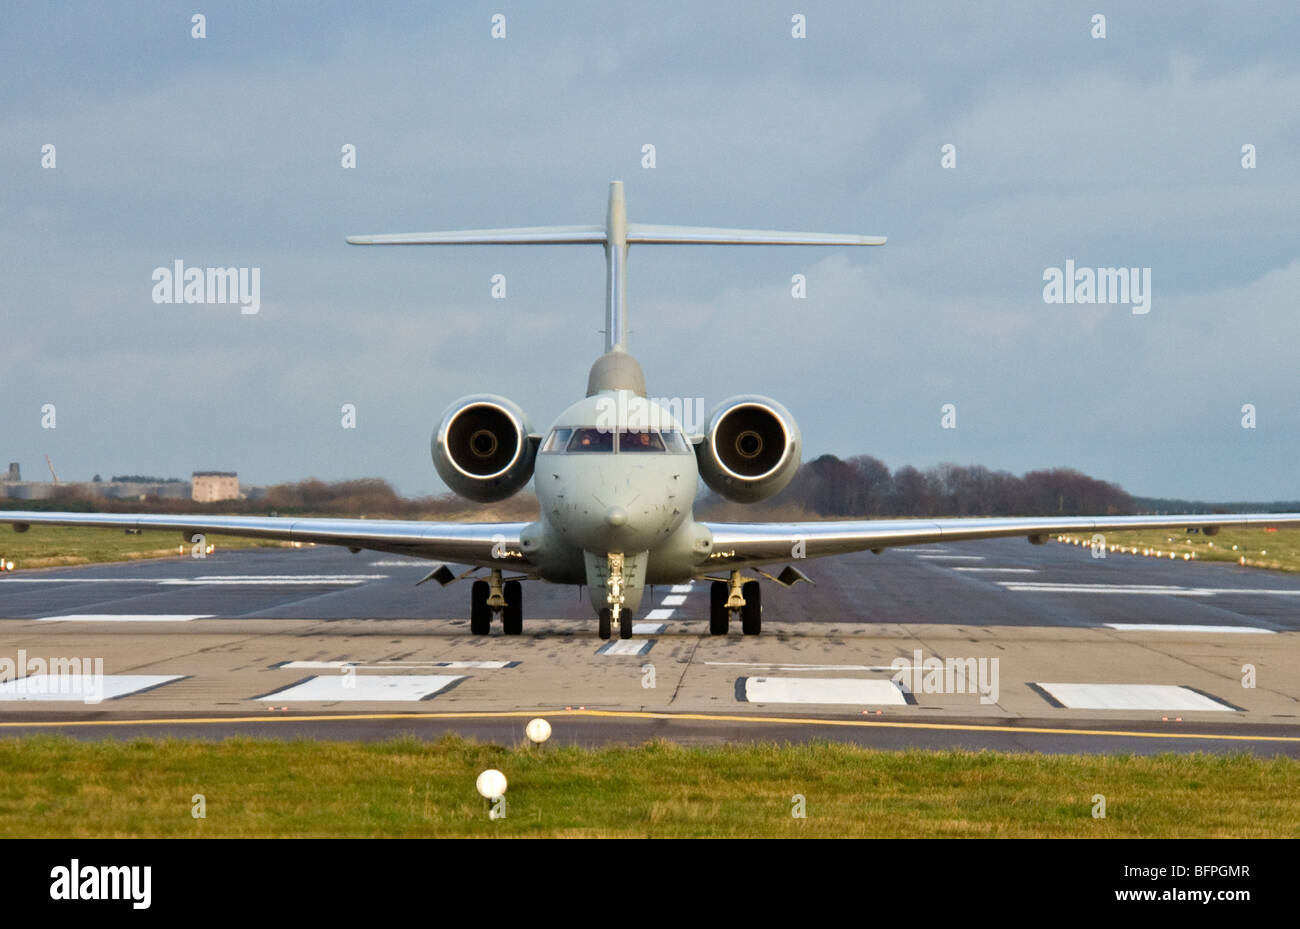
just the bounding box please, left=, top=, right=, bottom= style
left=1, top=708, right=1297, bottom=742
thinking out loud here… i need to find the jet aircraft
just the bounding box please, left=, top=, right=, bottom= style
left=6, top=182, right=1299, bottom=638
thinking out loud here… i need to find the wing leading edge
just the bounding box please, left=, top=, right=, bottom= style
left=701, top=513, right=1300, bottom=570
left=0, top=512, right=527, bottom=568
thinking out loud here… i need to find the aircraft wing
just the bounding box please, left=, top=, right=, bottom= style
left=700, top=513, right=1300, bottom=570
left=0, top=512, right=529, bottom=569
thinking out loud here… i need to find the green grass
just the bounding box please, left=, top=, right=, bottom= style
left=0, top=735, right=1296, bottom=837
left=1058, top=527, right=1300, bottom=573
left=0, top=525, right=284, bottom=570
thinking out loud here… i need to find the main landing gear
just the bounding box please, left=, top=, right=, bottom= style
left=709, top=570, right=761, bottom=635
left=469, top=568, right=524, bottom=635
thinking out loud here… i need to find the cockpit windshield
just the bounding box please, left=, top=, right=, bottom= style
left=566, top=428, right=615, bottom=452
left=540, top=427, right=692, bottom=454
left=616, top=430, right=665, bottom=452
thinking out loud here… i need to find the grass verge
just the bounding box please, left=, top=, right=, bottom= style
left=1057, top=527, right=1300, bottom=573
left=0, top=525, right=285, bottom=570
left=0, top=735, right=1296, bottom=837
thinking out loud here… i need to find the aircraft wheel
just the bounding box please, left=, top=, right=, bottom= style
left=598, top=608, right=612, bottom=639
left=470, top=580, right=491, bottom=635
left=502, top=580, right=523, bottom=635
left=741, top=580, right=762, bottom=635
left=709, top=581, right=729, bottom=635
left=619, top=610, right=633, bottom=639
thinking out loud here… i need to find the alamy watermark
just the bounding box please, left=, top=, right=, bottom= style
left=890, top=650, right=999, bottom=704
left=151, top=260, right=261, bottom=315
left=0, top=650, right=105, bottom=703
left=1043, top=260, right=1150, bottom=315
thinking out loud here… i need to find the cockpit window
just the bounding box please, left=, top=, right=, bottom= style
left=566, top=428, right=615, bottom=452
left=617, top=430, right=666, bottom=453
left=660, top=430, right=692, bottom=454
left=540, top=428, right=572, bottom=454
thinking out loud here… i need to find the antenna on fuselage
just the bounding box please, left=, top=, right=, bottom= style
left=346, top=181, right=887, bottom=355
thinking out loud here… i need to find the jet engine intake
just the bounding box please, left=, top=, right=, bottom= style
left=432, top=395, right=536, bottom=502
left=697, top=396, right=800, bottom=503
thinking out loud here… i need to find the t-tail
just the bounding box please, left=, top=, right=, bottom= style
left=346, top=181, right=886, bottom=354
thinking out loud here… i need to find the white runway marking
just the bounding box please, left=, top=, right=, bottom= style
left=1033, top=682, right=1237, bottom=712
left=952, top=567, right=1038, bottom=574
left=1003, top=582, right=1300, bottom=597
left=903, top=548, right=951, bottom=554
left=597, top=639, right=653, bottom=656
left=1104, top=623, right=1274, bottom=634
left=643, top=609, right=675, bottom=620
left=661, top=595, right=687, bottom=606
left=368, top=561, right=425, bottom=566
left=0, top=674, right=183, bottom=702
left=277, top=660, right=517, bottom=670
left=709, top=661, right=909, bottom=671
left=159, top=574, right=385, bottom=586
left=633, top=623, right=666, bottom=634
left=0, top=578, right=172, bottom=584
left=257, top=674, right=462, bottom=702
left=36, top=614, right=212, bottom=623
left=915, top=555, right=986, bottom=561
left=670, top=584, right=694, bottom=593
left=741, top=677, right=909, bottom=705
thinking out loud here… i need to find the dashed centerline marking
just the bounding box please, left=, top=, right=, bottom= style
left=597, top=639, right=654, bottom=657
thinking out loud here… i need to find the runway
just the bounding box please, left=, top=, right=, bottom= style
left=1, top=538, right=1298, bottom=755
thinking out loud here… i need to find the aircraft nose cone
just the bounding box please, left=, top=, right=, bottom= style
left=605, top=505, right=628, bottom=528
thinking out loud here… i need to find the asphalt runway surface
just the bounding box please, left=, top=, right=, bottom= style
left=1, top=537, right=1299, bottom=755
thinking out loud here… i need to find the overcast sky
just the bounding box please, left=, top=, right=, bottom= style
left=3, top=2, right=1298, bottom=501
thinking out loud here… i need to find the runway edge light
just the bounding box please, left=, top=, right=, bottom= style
left=526, top=718, right=552, bottom=743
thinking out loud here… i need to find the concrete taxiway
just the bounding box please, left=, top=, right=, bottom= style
left=1, top=539, right=1298, bottom=755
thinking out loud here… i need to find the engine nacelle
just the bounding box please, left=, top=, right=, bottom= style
left=697, top=396, right=801, bottom=503
left=432, top=395, right=537, bottom=502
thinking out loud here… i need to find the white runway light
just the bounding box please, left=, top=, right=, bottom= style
left=525, top=718, right=551, bottom=743
left=476, top=769, right=507, bottom=799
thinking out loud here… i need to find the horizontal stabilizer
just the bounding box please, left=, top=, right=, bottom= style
left=626, top=223, right=885, bottom=246
left=347, top=225, right=606, bottom=246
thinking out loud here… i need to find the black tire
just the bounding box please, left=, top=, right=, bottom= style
left=619, top=609, right=633, bottom=639
left=741, top=580, right=762, bottom=635
left=502, top=580, right=523, bottom=635
left=470, top=580, right=491, bottom=635
left=598, top=608, right=612, bottom=639
left=709, top=581, right=729, bottom=635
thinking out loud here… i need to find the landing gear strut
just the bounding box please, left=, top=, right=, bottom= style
left=709, top=571, right=762, bottom=635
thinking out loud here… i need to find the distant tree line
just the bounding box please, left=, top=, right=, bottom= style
left=109, top=475, right=185, bottom=484
left=700, top=455, right=1136, bottom=519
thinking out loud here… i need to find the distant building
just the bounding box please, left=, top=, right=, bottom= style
left=5, top=463, right=18, bottom=482
left=192, top=471, right=240, bottom=503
